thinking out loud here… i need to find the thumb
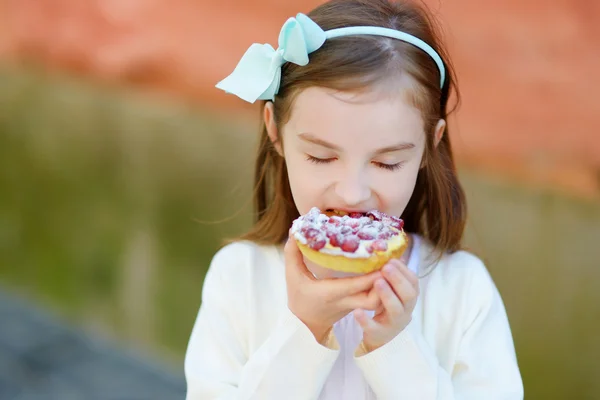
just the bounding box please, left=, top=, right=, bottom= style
left=284, top=236, right=315, bottom=281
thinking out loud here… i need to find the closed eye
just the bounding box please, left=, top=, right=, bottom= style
left=305, top=155, right=404, bottom=171
left=375, top=161, right=404, bottom=171
left=305, top=155, right=335, bottom=164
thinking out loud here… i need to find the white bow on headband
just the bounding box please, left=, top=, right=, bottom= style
left=216, top=13, right=446, bottom=103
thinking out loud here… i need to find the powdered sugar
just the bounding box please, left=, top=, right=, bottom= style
left=291, top=207, right=403, bottom=258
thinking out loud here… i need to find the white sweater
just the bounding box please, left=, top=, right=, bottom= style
left=184, top=236, right=524, bottom=399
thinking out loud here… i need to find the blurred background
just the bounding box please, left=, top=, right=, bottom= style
left=0, top=0, right=599, bottom=399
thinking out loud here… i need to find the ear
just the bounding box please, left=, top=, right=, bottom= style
left=264, top=102, right=283, bottom=156
left=420, top=119, right=447, bottom=169
left=433, top=119, right=446, bottom=148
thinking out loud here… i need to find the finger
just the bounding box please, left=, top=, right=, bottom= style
left=284, top=237, right=315, bottom=281
left=392, top=259, right=419, bottom=288
left=374, top=278, right=404, bottom=317
left=367, top=286, right=385, bottom=315
left=382, top=262, right=418, bottom=305
left=325, top=270, right=382, bottom=299
left=340, top=288, right=381, bottom=311
left=354, top=308, right=380, bottom=332
left=367, top=285, right=382, bottom=311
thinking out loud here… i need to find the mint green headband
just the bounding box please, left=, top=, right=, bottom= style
left=216, top=13, right=446, bottom=103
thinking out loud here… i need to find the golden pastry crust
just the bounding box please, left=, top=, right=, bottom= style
left=297, top=230, right=408, bottom=273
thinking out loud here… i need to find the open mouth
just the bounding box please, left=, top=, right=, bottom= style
left=325, top=209, right=367, bottom=218
left=324, top=208, right=389, bottom=221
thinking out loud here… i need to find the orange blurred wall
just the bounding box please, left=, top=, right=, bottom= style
left=1, top=0, right=598, bottom=197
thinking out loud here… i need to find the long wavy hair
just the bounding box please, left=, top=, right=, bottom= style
left=236, top=0, right=466, bottom=258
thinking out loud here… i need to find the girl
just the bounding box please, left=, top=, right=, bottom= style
left=185, top=0, right=524, bottom=398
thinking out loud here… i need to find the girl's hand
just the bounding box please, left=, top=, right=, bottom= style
left=354, top=259, right=419, bottom=352
left=284, top=236, right=382, bottom=343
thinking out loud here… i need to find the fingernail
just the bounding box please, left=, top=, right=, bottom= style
left=383, top=264, right=394, bottom=274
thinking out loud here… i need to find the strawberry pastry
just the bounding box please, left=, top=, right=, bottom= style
left=291, top=207, right=408, bottom=274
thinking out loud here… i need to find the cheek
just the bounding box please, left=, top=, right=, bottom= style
left=284, top=151, right=328, bottom=214
left=376, top=160, right=421, bottom=215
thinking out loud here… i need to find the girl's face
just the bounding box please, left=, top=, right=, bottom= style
left=269, top=85, right=431, bottom=219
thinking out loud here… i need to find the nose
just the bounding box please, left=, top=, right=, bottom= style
left=334, top=167, right=372, bottom=206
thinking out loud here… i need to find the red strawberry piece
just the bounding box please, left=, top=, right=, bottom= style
left=371, top=239, right=388, bottom=252
left=366, top=210, right=383, bottom=221
left=327, top=217, right=340, bottom=226
left=357, top=230, right=375, bottom=240
left=328, top=233, right=342, bottom=247
left=377, top=231, right=392, bottom=240
left=309, top=237, right=326, bottom=250
left=346, top=219, right=361, bottom=229
left=303, top=228, right=320, bottom=240
left=390, top=216, right=404, bottom=230
left=390, top=221, right=403, bottom=230
left=340, top=226, right=352, bottom=235
left=340, top=235, right=360, bottom=253
left=349, top=212, right=364, bottom=219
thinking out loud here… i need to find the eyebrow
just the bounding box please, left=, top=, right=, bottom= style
left=298, top=132, right=415, bottom=154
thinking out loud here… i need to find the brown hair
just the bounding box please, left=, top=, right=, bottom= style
left=237, top=0, right=466, bottom=258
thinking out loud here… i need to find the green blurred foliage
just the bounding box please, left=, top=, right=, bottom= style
left=0, top=65, right=256, bottom=363
left=0, top=65, right=599, bottom=398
